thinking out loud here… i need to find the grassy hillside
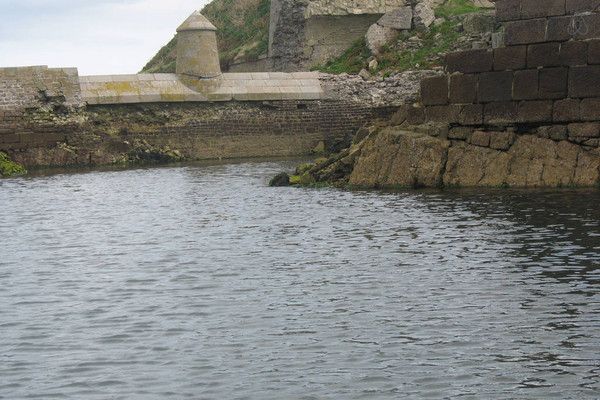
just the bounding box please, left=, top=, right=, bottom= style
left=312, top=0, right=485, bottom=75
left=141, top=0, right=487, bottom=74
left=141, top=0, right=270, bottom=73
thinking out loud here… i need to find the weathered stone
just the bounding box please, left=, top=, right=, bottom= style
left=580, top=98, right=600, bottom=121
left=490, top=131, right=516, bottom=150
left=513, top=69, right=539, bottom=100
left=527, top=42, right=561, bottom=68
left=539, top=67, right=568, bottom=99
left=413, top=3, right=435, bottom=30
left=494, top=45, right=527, bottom=71
left=495, top=0, right=521, bottom=22
left=505, top=19, right=548, bottom=45
left=349, top=128, right=449, bottom=188
left=517, top=100, right=553, bottom=123
left=521, top=0, right=566, bottom=19
left=463, top=11, right=495, bottom=33
left=425, top=105, right=461, bottom=123
left=450, top=73, right=478, bottom=103
left=446, top=50, right=493, bottom=73
left=377, top=7, right=413, bottom=30
left=484, top=102, right=519, bottom=124
left=458, top=104, right=484, bottom=125
left=449, top=126, right=473, bottom=140
left=420, top=75, right=448, bottom=105
left=492, top=32, right=505, bottom=48
left=569, top=66, right=600, bottom=98
left=443, top=135, right=599, bottom=187
left=478, top=71, right=513, bottom=103
left=554, top=99, right=581, bottom=122
left=588, top=40, right=600, bottom=64
left=358, top=69, right=371, bottom=81
left=470, top=130, right=491, bottom=147
left=568, top=122, right=600, bottom=138
left=407, top=105, right=426, bottom=125
left=566, top=0, right=598, bottom=13
left=559, top=40, right=587, bottom=66
left=366, top=23, right=397, bottom=55
left=546, top=16, right=575, bottom=42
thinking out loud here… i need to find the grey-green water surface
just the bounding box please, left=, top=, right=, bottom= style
left=1, top=160, right=599, bottom=399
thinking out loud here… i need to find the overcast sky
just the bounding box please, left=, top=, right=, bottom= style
left=0, top=0, right=210, bottom=76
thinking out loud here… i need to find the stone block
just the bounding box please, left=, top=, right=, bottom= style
left=420, top=75, right=448, bottom=105
left=478, top=71, right=513, bottom=103
left=484, top=102, right=519, bottom=124
left=407, top=105, right=425, bottom=125
left=378, top=7, right=412, bottom=30
left=470, top=130, right=490, bottom=147
left=568, top=122, right=600, bottom=137
left=569, top=65, right=600, bottom=97
left=527, top=42, right=561, bottom=68
left=458, top=104, right=484, bottom=125
left=505, top=19, right=547, bottom=45
left=517, top=100, right=554, bottom=122
left=513, top=69, right=539, bottom=100
left=425, top=105, right=461, bottom=123
left=494, top=45, right=527, bottom=70
left=588, top=39, right=600, bottom=64
left=539, top=67, right=568, bottom=99
left=492, top=32, right=505, bottom=48
left=546, top=16, right=573, bottom=42
left=566, top=0, right=598, bottom=13
left=521, top=0, right=565, bottom=19
left=549, top=125, right=568, bottom=140
left=449, top=73, right=477, bottom=103
left=580, top=98, right=600, bottom=120
left=495, top=0, right=521, bottom=22
left=490, top=131, right=516, bottom=150
left=449, top=126, right=474, bottom=139
left=559, top=40, right=588, bottom=66
left=554, top=99, right=581, bottom=121
left=390, top=106, right=408, bottom=126
left=445, top=50, right=493, bottom=73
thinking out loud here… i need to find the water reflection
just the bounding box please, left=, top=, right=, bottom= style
left=0, top=161, right=599, bottom=399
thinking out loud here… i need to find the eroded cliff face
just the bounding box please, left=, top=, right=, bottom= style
left=299, top=126, right=600, bottom=188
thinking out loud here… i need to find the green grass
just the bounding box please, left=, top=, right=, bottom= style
left=435, top=0, right=483, bottom=19
left=311, top=0, right=483, bottom=75
left=311, top=37, right=372, bottom=74
left=0, top=152, right=26, bottom=178
left=141, top=0, right=270, bottom=73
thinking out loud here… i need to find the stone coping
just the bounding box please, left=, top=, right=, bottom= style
left=80, top=72, right=324, bottom=104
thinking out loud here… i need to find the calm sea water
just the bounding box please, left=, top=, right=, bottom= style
left=1, top=159, right=599, bottom=399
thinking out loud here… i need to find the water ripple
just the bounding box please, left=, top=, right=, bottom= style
left=0, top=161, right=599, bottom=399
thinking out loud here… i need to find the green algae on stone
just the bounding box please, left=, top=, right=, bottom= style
left=0, top=152, right=26, bottom=178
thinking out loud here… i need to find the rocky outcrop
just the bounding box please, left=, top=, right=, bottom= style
left=287, top=126, right=600, bottom=188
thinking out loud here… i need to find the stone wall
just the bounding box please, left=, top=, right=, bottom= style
left=269, top=0, right=413, bottom=71
left=3, top=98, right=394, bottom=168
left=0, top=66, right=84, bottom=152
left=389, top=0, right=600, bottom=186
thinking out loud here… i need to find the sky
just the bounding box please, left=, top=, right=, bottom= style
left=0, top=0, right=210, bottom=76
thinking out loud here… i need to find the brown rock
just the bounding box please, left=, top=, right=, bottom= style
left=349, top=128, right=449, bottom=188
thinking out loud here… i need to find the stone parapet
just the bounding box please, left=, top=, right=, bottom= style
left=79, top=72, right=324, bottom=105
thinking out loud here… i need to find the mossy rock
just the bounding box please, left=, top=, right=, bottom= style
left=0, top=152, right=26, bottom=178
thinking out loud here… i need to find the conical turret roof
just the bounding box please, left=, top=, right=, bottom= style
left=177, top=11, right=217, bottom=32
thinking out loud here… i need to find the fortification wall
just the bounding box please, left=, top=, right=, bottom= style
left=0, top=66, right=84, bottom=152
left=385, top=0, right=600, bottom=186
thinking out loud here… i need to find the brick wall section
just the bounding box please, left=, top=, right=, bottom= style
left=417, top=0, right=600, bottom=149
left=3, top=100, right=395, bottom=166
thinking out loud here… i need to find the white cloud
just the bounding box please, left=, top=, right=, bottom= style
left=0, top=0, right=209, bottom=75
